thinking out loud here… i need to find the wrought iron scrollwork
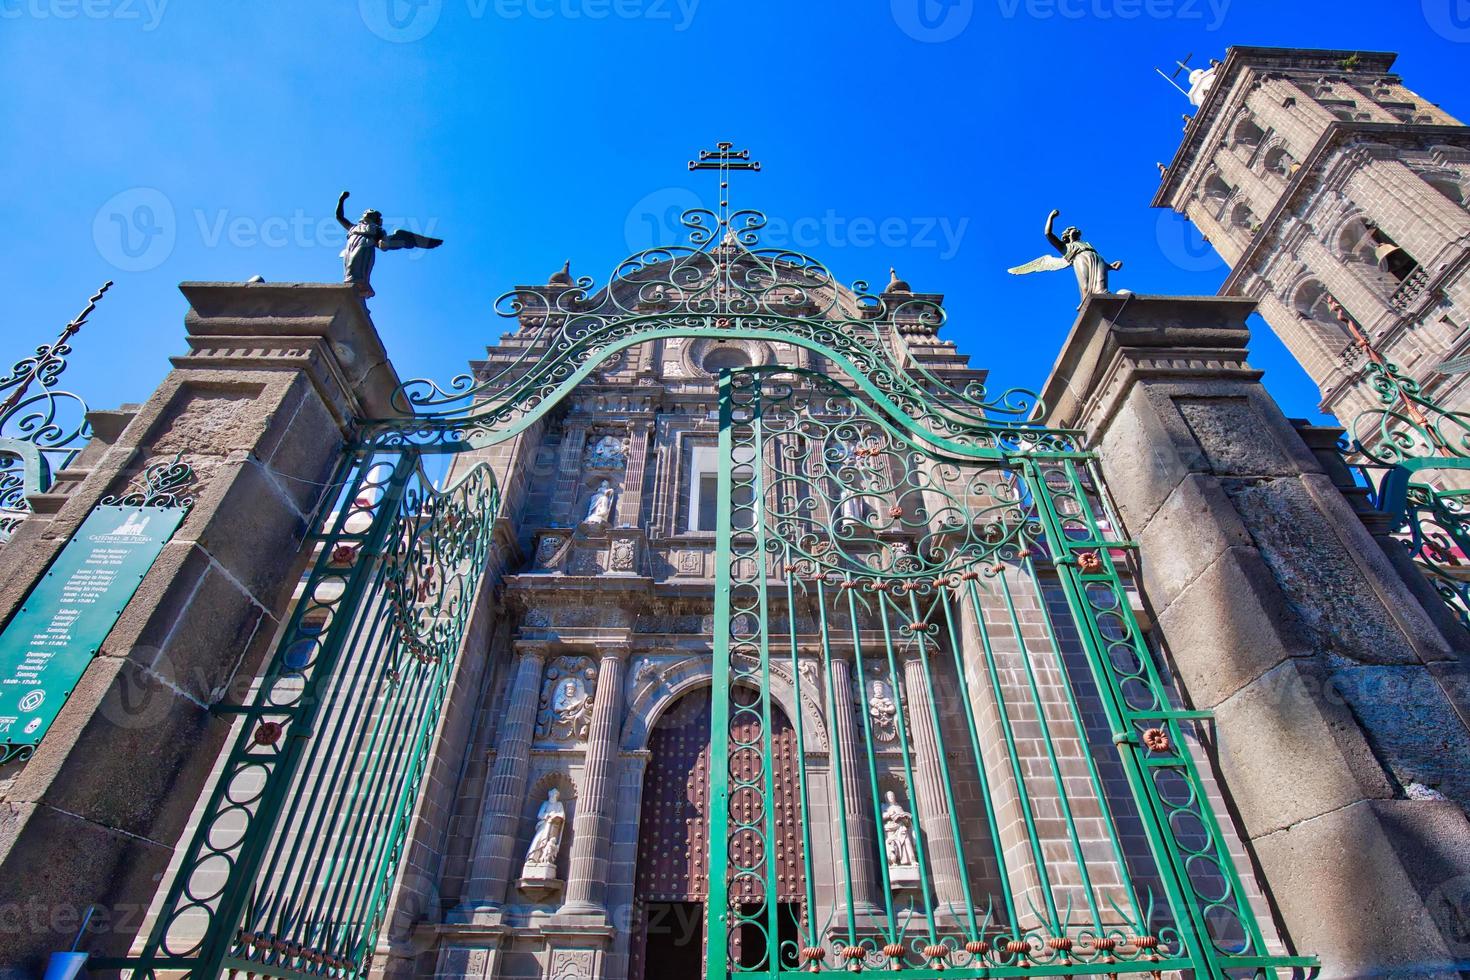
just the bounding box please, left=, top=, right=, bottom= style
left=100, top=453, right=197, bottom=510
left=1341, top=359, right=1470, bottom=629
left=361, top=205, right=1063, bottom=460
left=0, top=282, right=112, bottom=541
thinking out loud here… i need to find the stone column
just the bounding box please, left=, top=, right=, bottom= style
left=615, top=420, right=653, bottom=527
left=826, top=656, right=880, bottom=914
left=1296, top=234, right=1392, bottom=330
left=901, top=654, right=968, bottom=913
left=1038, top=293, right=1470, bottom=979
left=0, top=283, right=400, bottom=970
left=560, top=645, right=630, bottom=917
left=456, top=639, right=550, bottom=914
left=551, top=421, right=591, bottom=524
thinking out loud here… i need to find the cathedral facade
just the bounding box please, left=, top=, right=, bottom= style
left=0, top=50, right=1468, bottom=980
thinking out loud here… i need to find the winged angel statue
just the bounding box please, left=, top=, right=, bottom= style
left=336, top=190, right=444, bottom=298
left=1008, top=209, right=1123, bottom=309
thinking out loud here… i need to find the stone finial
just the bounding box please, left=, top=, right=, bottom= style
left=549, top=260, right=573, bottom=286
left=886, top=267, right=911, bottom=293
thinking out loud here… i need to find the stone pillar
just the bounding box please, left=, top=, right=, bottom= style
left=0, top=283, right=400, bottom=971
left=826, top=656, right=880, bottom=914
left=456, top=640, right=550, bottom=914
left=560, top=645, right=630, bottom=917
left=1039, top=293, right=1470, bottom=979
left=551, top=421, right=591, bottom=524
left=615, top=420, right=653, bottom=527
left=1296, top=234, right=1392, bottom=329
left=900, top=654, right=967, bottom=913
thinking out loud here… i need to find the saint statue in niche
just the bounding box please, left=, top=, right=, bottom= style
left=552, top=678, right=590, bottom=733
left=521, top=788, right=566, bottom=883
left=883, top=790, right=917, bottom=868
left=584, top=480, right=616, bottom=526
left=868, top=679, right=898, bottom=743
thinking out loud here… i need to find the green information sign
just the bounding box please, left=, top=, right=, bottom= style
left=0, top=504, right=184, bottom=758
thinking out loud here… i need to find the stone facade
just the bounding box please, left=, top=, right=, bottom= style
left=3, top=109, right=1469, bottom=980
left=1154, top=46, right=1470, bottom=435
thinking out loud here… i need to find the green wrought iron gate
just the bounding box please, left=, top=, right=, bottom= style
left=707, top=366, right=1313, bottom=979
left=101, top=144, right=1314, bottom=979
left=103, top=448, right=499, bottom=977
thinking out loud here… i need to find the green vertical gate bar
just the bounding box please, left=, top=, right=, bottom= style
left=749, top=377, right=784, bottom=974
left=1018, top=456, right=1278, bottom=978
left=199, top=450, right=416, bottom=976
left=707, top=371, right=737, bottom=980
left=128, top=447, right=414, bottom=975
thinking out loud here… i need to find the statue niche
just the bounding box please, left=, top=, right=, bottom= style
left=583, top=479, right=616, bottom=529
left=536, top=658, right=596, bottom=742
left=518, top=786, right=567, bottom=897
left=882, top=789, right=920, bottom=891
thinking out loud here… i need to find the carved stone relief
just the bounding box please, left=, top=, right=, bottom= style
left=536, top=657, right=597, bottom=741
left=610, top=537, right=636, bottom=572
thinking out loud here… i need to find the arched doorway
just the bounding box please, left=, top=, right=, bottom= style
left=631, top=687, right=805, bottom=980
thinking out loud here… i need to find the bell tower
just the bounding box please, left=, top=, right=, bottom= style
left=1154, top=46, right=1470, bottom=431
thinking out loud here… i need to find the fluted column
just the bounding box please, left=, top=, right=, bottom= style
left=615, top=420, right=653, bottom=526
left=901, top=654, right=968, bottom=912
left=827, top=656, right=880, bottom=914
left=459, top=640, right=549, bottom=911
left=551, top=421, right=591, bottom=524
left=561, top=645, right=630, bottom=916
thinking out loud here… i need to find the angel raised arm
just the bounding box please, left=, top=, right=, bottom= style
left=1008, top=208, right=1123, bottom=310
left=336, top=190, right=444, bottom=298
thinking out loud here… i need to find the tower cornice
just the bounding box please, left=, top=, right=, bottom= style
left=1153, top=46, right=1400, bottom=209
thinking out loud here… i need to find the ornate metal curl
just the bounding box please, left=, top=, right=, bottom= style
left=1341, top=359, right=1470, bottom=630
left=0, top=282, right=112, bottom=540
left=364, top=206, right=1070, bottom=461
left=100, top=453, right=197, bottom=510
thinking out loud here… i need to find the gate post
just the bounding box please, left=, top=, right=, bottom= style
left=0, top=282, right=399, bottom=972
left=1039, top=294, right=1470, bottom=978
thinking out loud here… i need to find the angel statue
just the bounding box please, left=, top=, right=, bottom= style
left=336, top=191, right=443, bottom=298
left=1008, top=209, right=1123, bottom=309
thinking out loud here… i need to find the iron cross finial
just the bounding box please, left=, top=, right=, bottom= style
left=689, top=141, right=760, bottom=233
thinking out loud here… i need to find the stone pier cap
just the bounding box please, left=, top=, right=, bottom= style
left=177, top=281, right=405, bottom=420
left=1038, top=293, right=1262, bottom=437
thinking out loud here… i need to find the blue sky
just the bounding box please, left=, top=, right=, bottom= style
left=3, top=1, right=1467, bottom=427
